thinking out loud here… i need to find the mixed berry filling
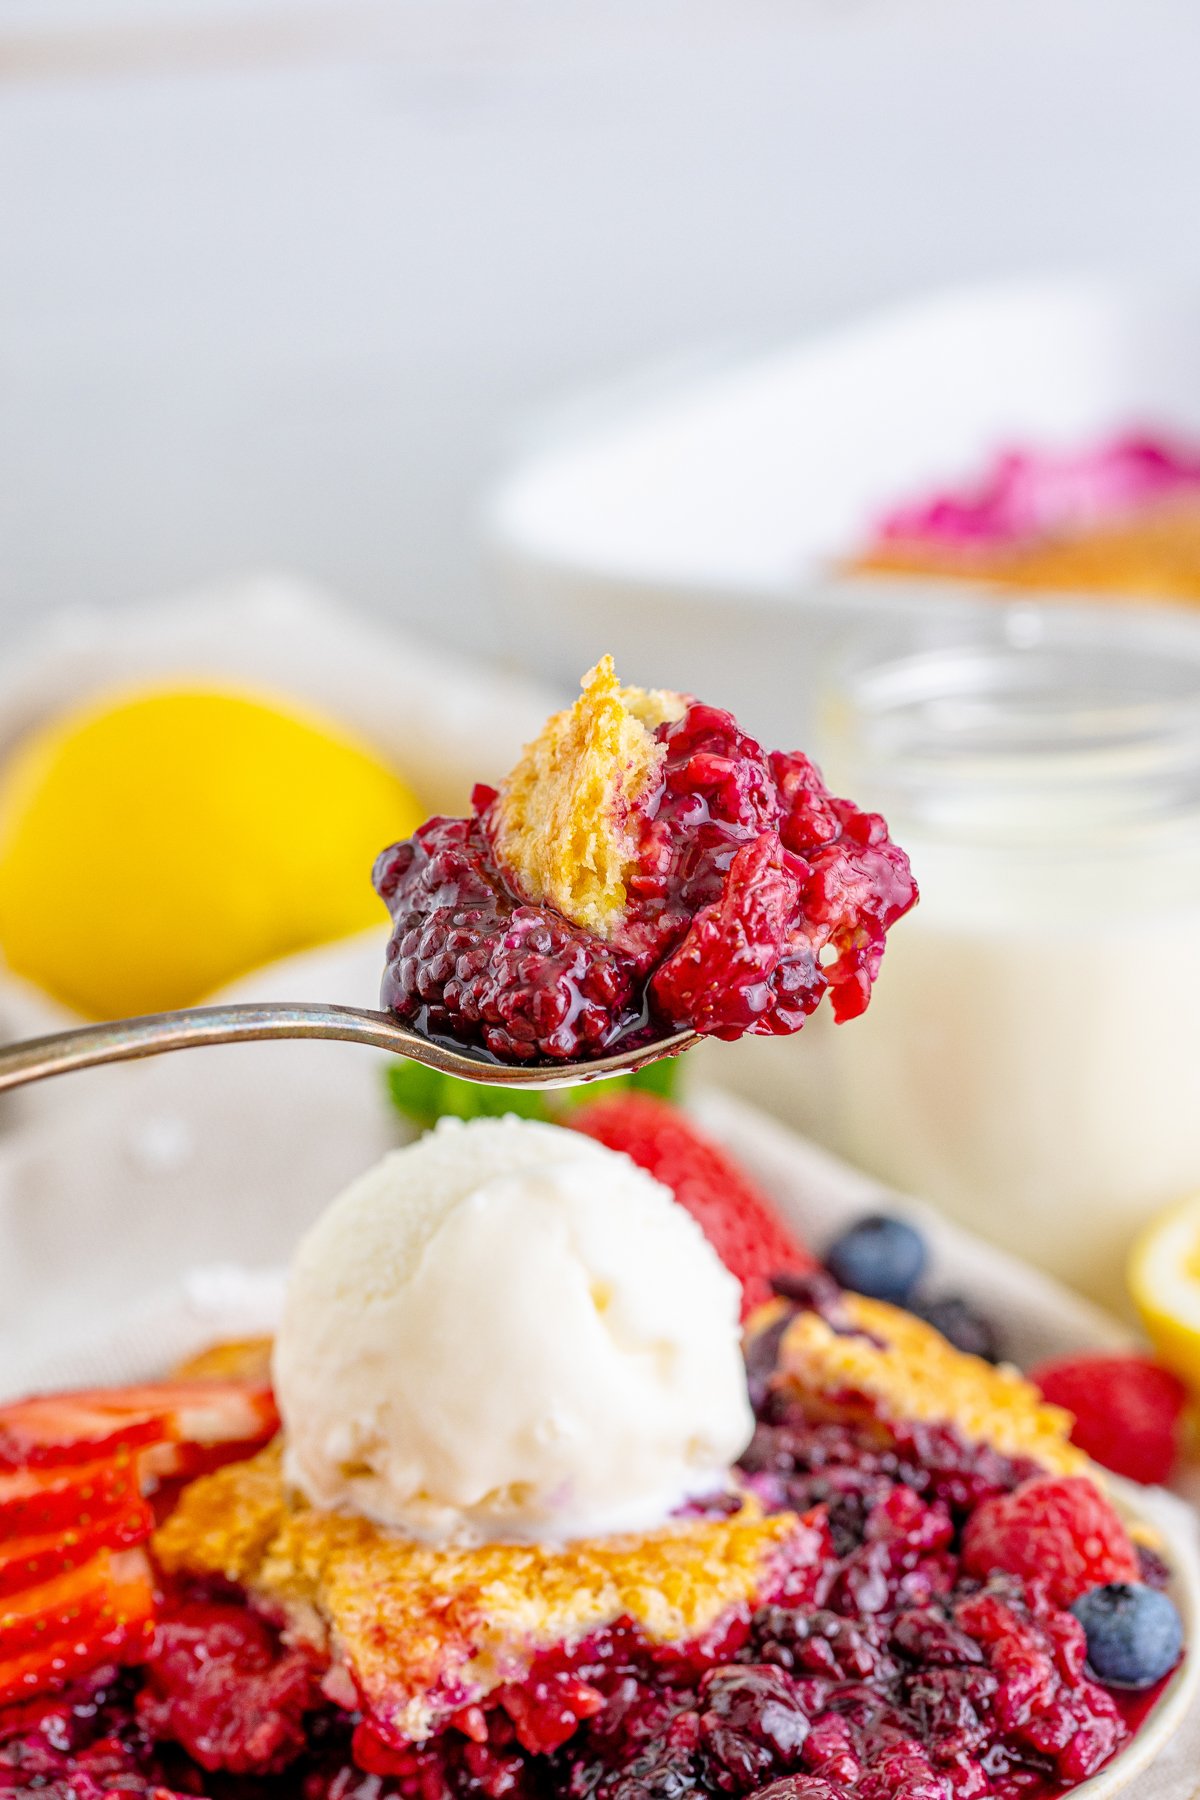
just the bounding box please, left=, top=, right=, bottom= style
left=374, top=703, right=915, bottom=1062
left=0, top=1355, right=1169, bottom=1800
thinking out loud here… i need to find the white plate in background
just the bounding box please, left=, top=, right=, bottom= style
left=488, top=278, right=1200, bottom=745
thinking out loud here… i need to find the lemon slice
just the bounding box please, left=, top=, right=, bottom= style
left=1129, top=1194, right=1200, bottom=1395
left=0, top=686, right=422, bottom=1019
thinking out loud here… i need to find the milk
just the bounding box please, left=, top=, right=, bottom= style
left=822, top=850, right=1200, bottom=1316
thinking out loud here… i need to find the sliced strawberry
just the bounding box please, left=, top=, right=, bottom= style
left=0, top=1381, right=278, bottom=1475
left=0, top=1547, right=156, bottom=1663
left=0, top=1398, right=165, bottom=1470
left=0, top=1500, right=154, bottom=1598
left=62, top=1381, right=277, bottom=1440
left=1, top=1556, right=131, bottom=1659
left=143, top=1438, right=270, bottom=1488
left=570, top=1093, right=815, bottom=1316
left=0, top=1636, right=124, bottom=1712
left=0, top=1454, right=142, bottom=1539
left=0, top=1380, right=276, bottom=1706
left=0, top=1548, right=155, bottom=1708
left=135, top=1383, right=280, bottom=1479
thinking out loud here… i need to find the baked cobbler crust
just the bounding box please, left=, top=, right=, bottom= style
left=154, top=1443, right=819, bottom=1745
left=761, top=1290, right=1090, bottom=1477
left=173, top=1337, right=275, bottom=1385
left=488, top=656, right=685, bottom=938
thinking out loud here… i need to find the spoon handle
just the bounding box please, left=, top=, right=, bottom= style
left=0, top=1003, right=424, bottom=1094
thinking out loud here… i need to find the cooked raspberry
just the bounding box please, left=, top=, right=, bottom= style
left=137, top=1601, right=317, bottom=1774
left=375, top=702, right=915, bottom=1062
left=0, top=1669, right=196, bottom=1800
left=825, top=1487, right=956, bottom=1620
left=855, top=1741, right=946, bottom=1800
left=697, top=1665, right=810, bottom=1792
left=953, top=1585, right=1125, bottom=1781
left=1029, top=1354, right=1189, bottom=1487
left=569, top=1094, right=814, bottom=1315
left=494, top=1672, right=606, bottom=1755
left=649, top=833, right=816, bottom=1037
left=751, top=1780, right=846, bottom=1800
left=961, top=1476, right=1140, bottom=1608
left=750, top=1608, right=895, bottom=1683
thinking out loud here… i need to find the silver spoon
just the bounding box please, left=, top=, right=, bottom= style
left=0, top=1003, right=700, bottom=1095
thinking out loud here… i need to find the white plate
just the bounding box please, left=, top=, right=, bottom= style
left=24, top=1280, right=1198, bottom=1798
left=488, top=278, right=1200, bottom=745
left=19, top=1086, right=1200, bottom=1794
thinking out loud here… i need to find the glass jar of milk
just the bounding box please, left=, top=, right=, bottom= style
left=816, top=607, right=1200, bottom=1316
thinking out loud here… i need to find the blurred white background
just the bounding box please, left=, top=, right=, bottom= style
left=2, top=0, right=1199, bottom=661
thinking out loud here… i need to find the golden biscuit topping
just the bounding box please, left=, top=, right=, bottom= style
left=154, top=1445, right=814, bottom=1746
left=769, top=1292, right=1090, bottom=1478
left=489, top=656, right=685, bottom=937
left=853, top=497, right=1200, bottom=602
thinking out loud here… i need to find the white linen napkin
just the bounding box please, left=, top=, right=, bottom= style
left=0, top=574, right=556, bottom=1375
left=0, top=932, right=407, bottom=1388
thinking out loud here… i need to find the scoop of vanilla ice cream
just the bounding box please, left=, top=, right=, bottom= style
left=273, top=1115, right=753, bottom=1544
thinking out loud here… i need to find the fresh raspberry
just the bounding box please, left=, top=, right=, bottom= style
left=569, top=1094, right=814, bottom=1315
left=961, top=1475, right=1140, bottom=1608
left=1029, top=1353, right=1189, bottom=1487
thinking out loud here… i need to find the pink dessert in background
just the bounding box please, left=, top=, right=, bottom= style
left=874, top=433, right=1200, bottom=549
left=856, top=431, right=1200, bottom=602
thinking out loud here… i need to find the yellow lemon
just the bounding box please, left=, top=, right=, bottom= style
left=0, top=687, right=422, bottom=1018
left=1129, top=1194, right=1200, bottom=1396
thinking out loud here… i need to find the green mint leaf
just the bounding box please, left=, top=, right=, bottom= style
left=384, top=1046, right=689, bottom=1129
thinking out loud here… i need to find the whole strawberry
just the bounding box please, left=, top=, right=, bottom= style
left=569, top=1094, right=813, bottom=1316
left=962, top=1474, right=1140, bottom=1608
left=1029, top=1353, right=1189, bottom=1487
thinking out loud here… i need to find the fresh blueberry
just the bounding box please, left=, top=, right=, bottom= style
left=824, top=1214, right=928, bottom=1304
left=910, top=1294, right=1002, bottom=1363
left=1070, top=1582, right=1184, bottom=1688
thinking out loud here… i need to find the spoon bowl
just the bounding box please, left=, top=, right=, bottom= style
left=0, top=1003, right=699, bottom=1094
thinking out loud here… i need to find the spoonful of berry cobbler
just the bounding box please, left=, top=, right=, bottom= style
left=0, top=658, right=915, bottom=1095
